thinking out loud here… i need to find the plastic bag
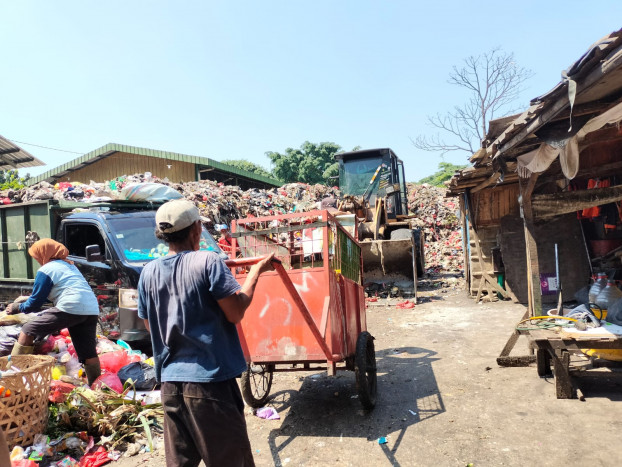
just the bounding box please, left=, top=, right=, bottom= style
left=55, top=456, right=79, bottom=466
left=11, top=460, right=39, bottom=467
left=120, top=183, right=182, bottom=202
left=255, top=407, right=280, bottom=420
left=78, top=446, right=110, bottom=467
left=117, top=362, right=157, bottom=390
left=92, top=372, right=123, bottom=393
left=49, top=380, right=76, bottom=403
left=98, top=351, right=130, bottom=373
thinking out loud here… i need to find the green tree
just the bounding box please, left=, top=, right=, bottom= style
left=0, top=170, right=28, bottom=190
left=418, top=162, right=468, bottom=187
left=266, top=141, right=351, bottom=185
left=220, top=159, right=272, bottom=178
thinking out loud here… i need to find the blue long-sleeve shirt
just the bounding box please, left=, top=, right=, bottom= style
left=19, top=260, right=99, bottom=316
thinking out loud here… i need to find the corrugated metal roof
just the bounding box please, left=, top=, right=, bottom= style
left=0, top=135, right=45, bottom=170
left=26, top=143, right=282, bottom=187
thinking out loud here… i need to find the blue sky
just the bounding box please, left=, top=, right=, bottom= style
left=1, top=2, right=621, bottom=182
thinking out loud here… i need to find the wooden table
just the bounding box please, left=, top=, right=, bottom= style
left=518, top=326, right=622, bottom=399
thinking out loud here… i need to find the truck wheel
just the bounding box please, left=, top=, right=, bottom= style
left=240, top=363, right=273, bottom=408
left=355, top=331, right=377, bottom=410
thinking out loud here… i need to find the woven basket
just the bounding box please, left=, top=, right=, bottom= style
left=0, top=355, right=55, bottom=449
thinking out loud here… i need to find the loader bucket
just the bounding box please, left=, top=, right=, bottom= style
left=361, top=238, right=417, bottom=298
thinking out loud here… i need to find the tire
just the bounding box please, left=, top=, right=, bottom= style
left=355, top=331, right=377, bottom=410
left=240, top=363, right=274, bottom=408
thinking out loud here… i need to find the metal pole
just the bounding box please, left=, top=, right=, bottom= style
left=555, top=243, right=563, bottom=315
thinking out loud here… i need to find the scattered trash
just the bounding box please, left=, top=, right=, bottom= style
left=255, top=407, right=280, bottom=420
left=117, top=362, right=157, bottom=390
left=78, top=445, right=112, bottom=467
left=395, top=300, right=415, bottom=309
left=5, top=178, right=461, bottom=278
left=91, top=371, right=123, bottom=393
left=11, top=460, right=39, bottom=467
left=378, top=437, right=388, bottom=445
left=55, top=455, right=79, bottom=466
left=409, top=410, right=417, bottom=416
left=10, top=445, right=25, bottom=462
left=124, top=390, right=161, bottom=405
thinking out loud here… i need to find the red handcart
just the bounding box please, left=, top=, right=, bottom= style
left=224, top=210, right=377, bottom=410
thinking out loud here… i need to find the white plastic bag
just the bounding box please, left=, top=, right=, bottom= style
left=121, top=183, right=182, bottom=202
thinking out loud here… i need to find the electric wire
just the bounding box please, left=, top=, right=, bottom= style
left=8, top=139, right=84, bottom=155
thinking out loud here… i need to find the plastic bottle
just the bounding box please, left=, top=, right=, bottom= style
left=595, top=281, right=622, bottom=318
left=589, top=273, right=608, bottom=303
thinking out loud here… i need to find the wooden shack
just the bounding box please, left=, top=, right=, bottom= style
left=449, top=28, right=622, bottom=316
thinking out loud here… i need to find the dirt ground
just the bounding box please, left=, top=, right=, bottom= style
left=111, top=278, right=622, bottom=467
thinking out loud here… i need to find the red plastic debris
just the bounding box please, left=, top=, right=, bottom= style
left=91, top=371, right=123, bottom=394
left=78, top=446, right=111, bottom=467
left=11, top=460, right=39, bottom=467
left=49, top=380, right=76, bottom=403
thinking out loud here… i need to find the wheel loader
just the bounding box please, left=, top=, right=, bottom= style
left=334, top=148, right=424, bottom=299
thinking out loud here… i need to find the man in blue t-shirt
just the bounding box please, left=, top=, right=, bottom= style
left=138, top=199, right=273, bottom=467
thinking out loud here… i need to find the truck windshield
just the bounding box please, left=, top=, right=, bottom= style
left=106, top=216, right=224, bottom=262
left=339, top=157, right=385, bottom=196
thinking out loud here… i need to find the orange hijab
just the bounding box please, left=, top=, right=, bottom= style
left=28, top=239, right=73, bottom=265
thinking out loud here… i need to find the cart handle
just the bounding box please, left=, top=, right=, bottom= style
left=224, top=256, right=282, bottom=268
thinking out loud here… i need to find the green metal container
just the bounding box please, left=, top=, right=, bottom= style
left=0, top=201, right=57, bottom=282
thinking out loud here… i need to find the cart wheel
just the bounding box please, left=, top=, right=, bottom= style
left=355, top=331, right=377, bottom=410
left=240, top=363, right=274, bottom=408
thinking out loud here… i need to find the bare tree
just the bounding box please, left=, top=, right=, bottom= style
left=413, top=48, right=533, bottom=156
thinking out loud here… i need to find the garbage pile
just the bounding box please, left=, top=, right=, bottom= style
left=1, top=315, right=163, bottom=465
left=4, top=174, right=340, bottom=236
left=407, top=183, right=463, bottom=273
left=2, top=175, right=463, bottom=274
